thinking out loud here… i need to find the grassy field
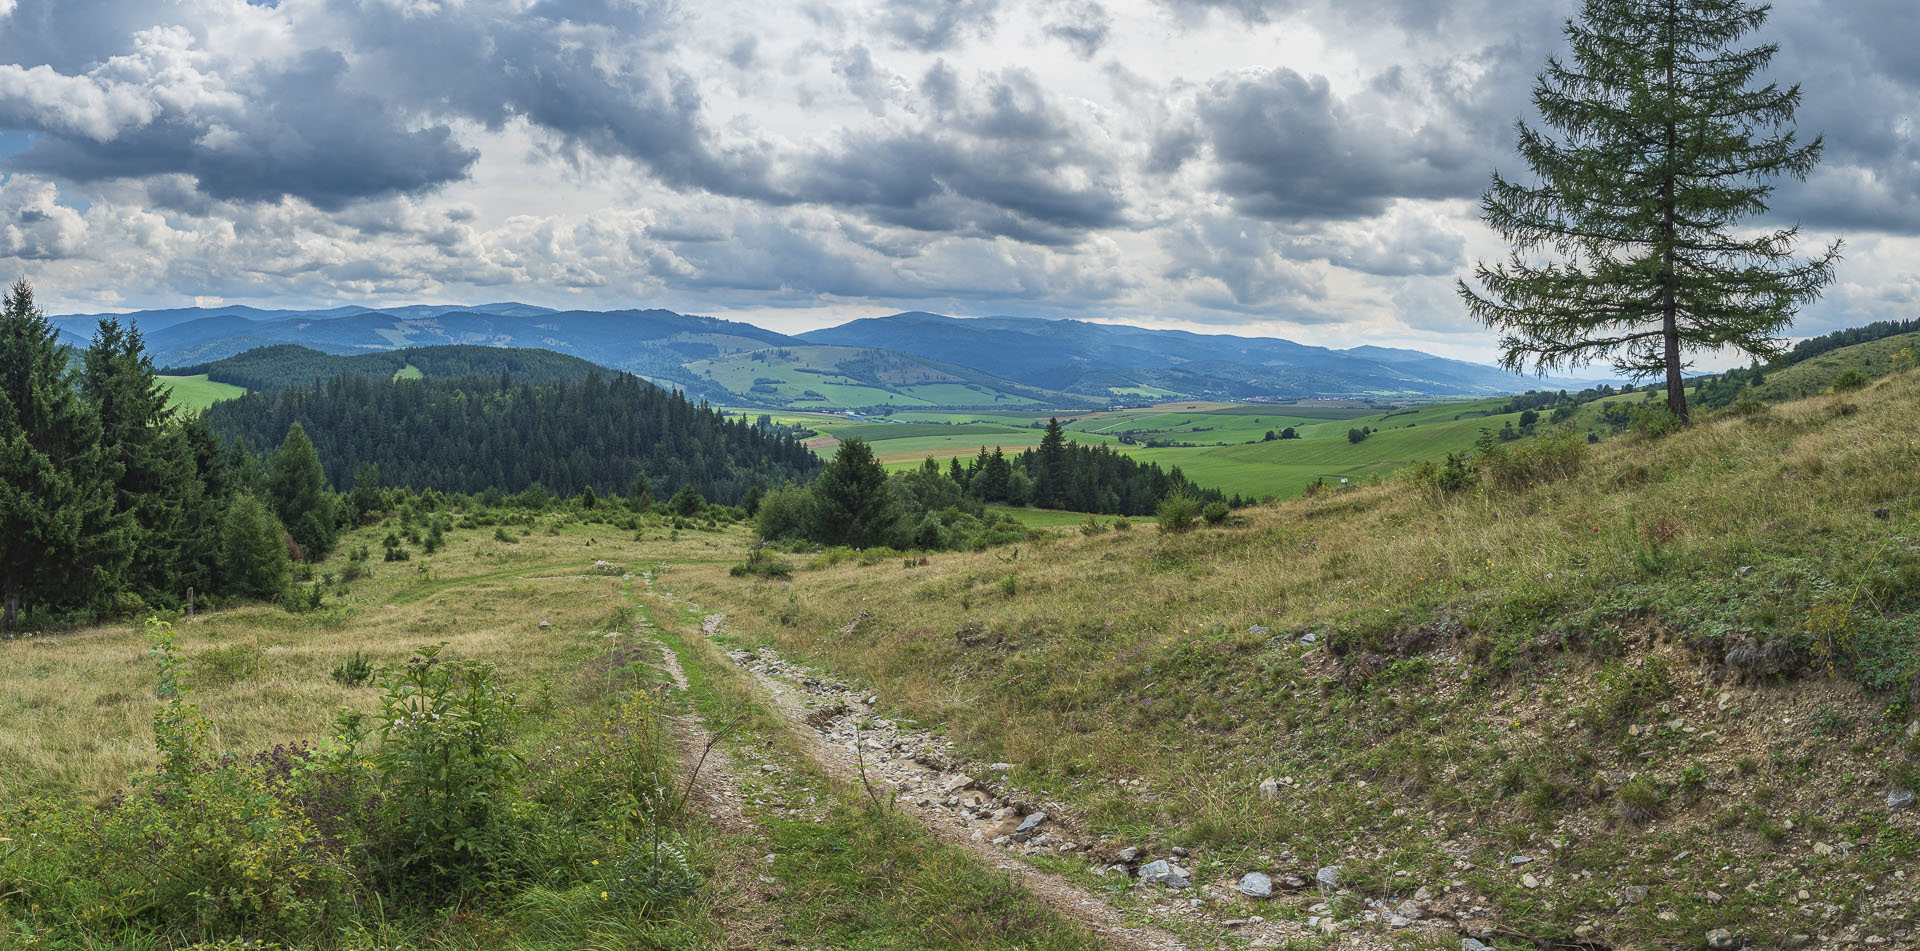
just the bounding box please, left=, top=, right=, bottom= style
left=0, top=512, right=1109, bottom=950
left=817, top=396, right=1562, bottom=500
left=686, top=345, right=1050, bottom=409
left=11, top=361, right=1919, bottom=950
left=991, top=505, right=1154, bottom=529
left=681, top=365, right=1920, bottom=951
left=157, top=373, right=247, bottom=411
left=727, top=397, right=1550, bottom=499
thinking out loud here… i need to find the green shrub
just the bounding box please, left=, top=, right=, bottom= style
left=1201, top=501, right=1230, bottom=525
left=331, top=650, right=375, bottom=687
left=1630, top=403, right=1683, bottom=438
left=1831, top=368, right=1868, bottom=391
left=731, top=548, right=795, bottom=580
left=1079, top=513, right=1109, bottom=536
left=1157, top=493, right=1199, bottom=534
left=350, top=645, right=524, bottom=897
left=1, top=619, right=352, bottom=940
left=1488, top=428, right=1588, bottom=490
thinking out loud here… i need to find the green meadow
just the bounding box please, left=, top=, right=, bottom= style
left=157, top=374, right=247, bottom=411
left=765, top=396, right=1588, bottom=501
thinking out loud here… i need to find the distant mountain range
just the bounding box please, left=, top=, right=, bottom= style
left=53, top=302, right=1600, bottom=407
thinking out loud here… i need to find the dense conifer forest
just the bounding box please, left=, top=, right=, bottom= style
left=201, top=371, right=821, bottom=506
left=171, top=343, right=609, bottom=391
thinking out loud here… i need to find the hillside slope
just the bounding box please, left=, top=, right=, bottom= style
left=684, top=344, right=1082, bottom=409
left=60, top=303, right=1610, bottom=408
left=679, top=367, right=1920, bottom=950
left=170, top=344, right=613, bottom=391
left=799, top=312, right=1598, bottom=400
left=1749, top=330, right=1920, bottom=403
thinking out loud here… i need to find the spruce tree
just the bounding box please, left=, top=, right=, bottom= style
left=0, top=280, right=131, bottom=628
left=267, top=421, right=335, bottom=559
left=82, top=318, right=193, bottom=601
left=1035, top=418, right=1067, bottom=507
left=1458, top=0, right=1840, bottom=422
left=807, top=438, right=893, bottom=548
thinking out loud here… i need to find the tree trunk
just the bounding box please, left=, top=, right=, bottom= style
left=1664, top=302, right=1687, bottom=422
left=1660, top=7, right=1689, bottom=425
left=3, top=588, right=18, bottom=632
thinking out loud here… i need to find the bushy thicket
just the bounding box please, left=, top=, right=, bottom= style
left=1407, top=426, right=1592, bottom=496
left=754, top=440, right=1030, bottom=553
left=0, top=620, right=697, bottom=945
left=952, top=418, right=1234, bottom=515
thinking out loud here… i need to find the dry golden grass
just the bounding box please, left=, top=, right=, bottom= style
left=0, top=515, right=742, bottom=800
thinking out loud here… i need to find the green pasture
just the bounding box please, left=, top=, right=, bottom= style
left=157, top=374, right=247, bottom=411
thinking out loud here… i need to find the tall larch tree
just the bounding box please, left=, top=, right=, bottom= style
left=1458, top=0, right=1840, bottom=423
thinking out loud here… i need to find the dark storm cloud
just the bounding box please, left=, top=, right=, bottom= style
left=1756, top=1, right=1920, bottom=234
left=790, top=68, right=1127, bottom=244
left=1187, top=67, right=1485, bottom=221
left=327, top=0, right=782, bottom=202
left=1044, top=2, right=1112, bottom=59
left=877, top=0, right=1001, bottom=52
left=0, top=0, right=169, bottom=71
left=0, top=0, right=777, bottom=207
left=4, top=48, right=477, bottom=210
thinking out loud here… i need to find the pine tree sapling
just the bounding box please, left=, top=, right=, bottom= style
left=269, top=421, right=337, bottom=559
left=1460, top=0, right=1840, bottom=422
left=219, top=493, right=292, bottom=600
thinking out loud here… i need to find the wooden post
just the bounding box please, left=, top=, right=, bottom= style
left=186, top=587, right=195, bottom=619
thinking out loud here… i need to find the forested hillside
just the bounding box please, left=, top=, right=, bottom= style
left=170, top=344, right=610, bottom=391
left=202, top=372, right=821, bottom=505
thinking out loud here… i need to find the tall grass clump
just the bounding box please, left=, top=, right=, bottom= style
left=0, top=620, right=703, bottom=947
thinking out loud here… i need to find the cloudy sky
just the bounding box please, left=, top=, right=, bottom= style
left=0, top=0, right=1914, bottom=363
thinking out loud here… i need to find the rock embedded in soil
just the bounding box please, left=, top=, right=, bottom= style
left=1235, top=872, right=1273, bottom=898
left=1889, top=788, right=1916, bottom=810
left=1316, top=865, right=1340, bottom=893
left=1137, top=859, right=1191, bottom=888
left=1706, top=927, right=1740, bottom=949
left=1258, top=776, right=1281, bottom=798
